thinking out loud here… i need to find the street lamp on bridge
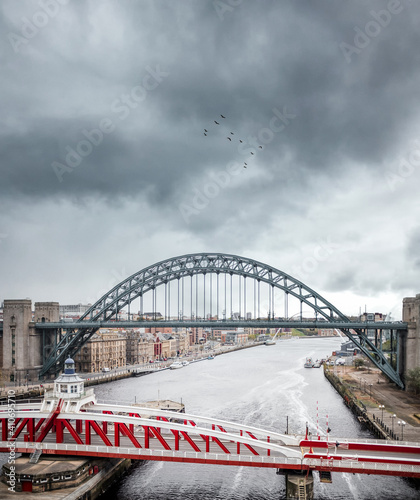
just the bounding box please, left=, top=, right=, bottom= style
left=398, top=420, right=406, bottom=440
left=391, top=414, right=396, bottom=435
left=378, top=404, right=385, bottom=422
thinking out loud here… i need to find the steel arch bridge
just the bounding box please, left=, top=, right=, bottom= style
left=39, top=253, right=404, bottom=387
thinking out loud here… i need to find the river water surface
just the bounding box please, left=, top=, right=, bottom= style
left=95, top=337, right=418, bottom=499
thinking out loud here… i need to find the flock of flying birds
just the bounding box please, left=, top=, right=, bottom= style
left=204, top=114, right=263, bottom=168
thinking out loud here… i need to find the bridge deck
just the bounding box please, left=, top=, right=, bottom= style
left=1, top=402, right=420, bottom=478
left=30, top=320, right=408, bottom=329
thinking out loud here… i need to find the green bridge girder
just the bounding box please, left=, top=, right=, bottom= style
left=38, top=252, right=406, bottom=388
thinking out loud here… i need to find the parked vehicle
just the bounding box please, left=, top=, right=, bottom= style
left=102, top=367, right=110, bottom=372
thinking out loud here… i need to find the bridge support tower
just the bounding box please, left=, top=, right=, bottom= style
left=2, top=299, right=59, bottom=384
left=402, top=294, right=420, bottom=385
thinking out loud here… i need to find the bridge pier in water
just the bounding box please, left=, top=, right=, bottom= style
left=281, top=471, right=314, bottom=500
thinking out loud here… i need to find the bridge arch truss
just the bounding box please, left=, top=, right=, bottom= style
left=41, top=253, right=404, bottom=387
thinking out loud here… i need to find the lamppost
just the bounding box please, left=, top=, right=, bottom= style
left=398, top=420, right=406, bottom=440
left=391, top=414, right=396, bottom=435
left=379, top=404, right=385, bottom=422
left=369, top=383, right=373, bottom=398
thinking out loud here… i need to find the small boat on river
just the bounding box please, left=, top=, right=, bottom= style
left=304, top=357, right=314, bottom=368
left=265, top=328, right=280, bottom=345
left=170, top=361, right=183, bottom=370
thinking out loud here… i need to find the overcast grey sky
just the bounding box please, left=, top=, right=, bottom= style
left=1, top=0, right=420, bottom=318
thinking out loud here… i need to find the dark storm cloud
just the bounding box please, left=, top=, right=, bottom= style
left=1, top=0, right=420, bottom=307
left=1, top=0, right=419, bottom=207
left=406, top=227, right=420, bottom=269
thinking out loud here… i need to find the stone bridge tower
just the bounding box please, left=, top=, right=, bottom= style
left=2, top=300, right=59, bottom=383
left=401, top=294, right=420, bottom=385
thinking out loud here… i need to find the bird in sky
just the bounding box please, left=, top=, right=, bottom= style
left=244, top=165, right=247, bottom=168
left=239, top=140, right=243, bottom=143
left=227, top=137, right=231, bottom=141
left=214, top=121, right=219, bottom=125
left=230, top=132, right=234, bottom=135
left=204, top=133, right=207, bottom=136
left=204, top=129, right=208, bottom=132
left=244, top=162, right=247, bottom=166
left=250, top=152, right=254, bottom=155
left=258, top=145, right=262, bottom=149
left=221, top=115, right=226, bottom=118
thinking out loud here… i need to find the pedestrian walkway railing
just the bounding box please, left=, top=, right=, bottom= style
left=305, top=457, right=420, bottom=475
left=2, top=440, right=420, bottom=476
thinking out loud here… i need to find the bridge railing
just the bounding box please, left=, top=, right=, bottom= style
left=43, top=388, right=95, bottom=400
left=305, top=436, right=420, bottom=447
left=3, top=440, right=420, bottom=476
left=304, top=457, right=420, bottom=475
left=0, top=440, right=303, bottom=466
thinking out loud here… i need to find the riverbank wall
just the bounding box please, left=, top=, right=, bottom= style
left=62, top=458, right=132, bottom=500
left=323, top=366, right=389, bottom=440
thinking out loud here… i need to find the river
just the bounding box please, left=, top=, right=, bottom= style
left=96, top=337, right=419, bottom=499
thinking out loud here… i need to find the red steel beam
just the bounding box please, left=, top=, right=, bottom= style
left=35, top=418, right=45, bottom=432
left=180, top=431, right=201, bottom=452
left=148, top=426, right=171, bottom=450
left=62, top=419, right=84, bottom=445
left=115, top=423, right=142, bottom=448
left=36, top=400, right=64, bottom=443
left=86, top=420, right=112, bottom=447
left=12, top=418, right=29, bottom=440
left=1, top=419, right=7, bottom=442
left=211, top=436, right=231, bottom=454
left=143, top=426, right=150, bottom=449
left=56, top=420, right=64, bottom=443
left=102, top=410, right=114, bottom=434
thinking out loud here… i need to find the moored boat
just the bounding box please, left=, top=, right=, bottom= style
left=170, top=361, right=183, bottom=370
left=304, top=357, right=314, bottom=368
